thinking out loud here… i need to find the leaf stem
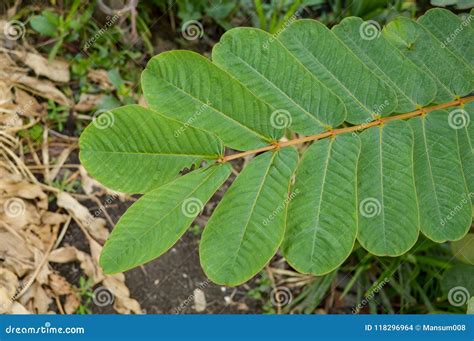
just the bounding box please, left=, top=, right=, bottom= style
left=219, top=95, right=474, bottom=163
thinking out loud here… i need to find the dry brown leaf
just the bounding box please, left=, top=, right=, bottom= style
left=49, top=273, right=73, bottom=296
left=74, top=93, right=103, bottom=112
left=21, top=52, right=70, bottom=83
left=64, top=291, right=80, bottom=314
left=103, top=275, right=142, bottom=314
left=56, top=192, right=109, bottom=242
left=14, top=88, right=43, bottom=117
left=87, top=69, right=113, bottom=90
left=5, top=72, right=69, bottom=105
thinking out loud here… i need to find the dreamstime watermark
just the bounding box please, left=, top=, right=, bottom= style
left=352, top=277, right=390, bottom=313
left=3, top=20, right=25, bottom=40
left=448, top=108, right=470, bottom=130
left=3, top=198, right=25, bottom=218
left=448, top=286, right=470, bottom=307
left=174, top=280, right=210, bottom=313
left=92, top=286, right=114, bottom=307
left=262, top=10, right=302, bottom=49
left=83, top=14, right=121, bottom=50
left=440, top=14, right=473, bottom=48
left=181, top=197, right=204, bottom=218
left=84, top=193, right=120, bottom=228
left=352, top=100, right=390, bottom=137
left=174, top=100, right=211, bottom=137
left=270, top=286, right=292, bottom=307
left=92, top=110, right=115, bottom=129
left=263, top=189, right=299, bottom=226
left=359, top=197, right=381, bottom=218
left=5, top=322, right=85, bottom=335
left=270, top=109, right=292, bottom=129
left=440, top=192, right=473, bottom=227
left=359, top=20, right=381, bottom=40
left=181, top=20, right=204, bottom=40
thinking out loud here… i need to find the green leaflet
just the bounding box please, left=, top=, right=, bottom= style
left=456, top=102, right=474, bottom=196
left=418, top=8, right=474, bottom=70
left=141, top=50, right=281, bottom=151
left=212, top=28, right=346, bottom=134
left=452, top=233, right=474, bottom=265
left=200, top=148, right=298, bottom=285
left=79, top=105, right=223, bottom=193
left=282, top=133, right=360, bottom=275
left=441, top=263, right=474, bottom=300
left=279, top=19, right=398, bottom=124
left=409, top=110, right=471, bottom=242
left=333, top=17, right=437, bottom=112
left=384, top=16, right=474, bottom=103
left=357, top=120, right=419, bottom=256
left=100, top=164, right=232, bottom=274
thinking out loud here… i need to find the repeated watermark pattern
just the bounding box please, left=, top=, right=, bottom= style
left=352, top=277, right=390, bottom=313
left=448, top=286, right=470, bottom=307
left=359, top=20, right=381, bottom=41
left=359, top=197, right=381, bottom=218
left=440, top=14, right=473, bottom=48
left=84, top=14, right=121, bottom=50
left=92, top=110, right=115, bottom=129
left=3, top=20, right=25, bottom=40
left=440, top=192, right=473, bottom=226
left=92, top=286, right=115, bottom=307
left=3, top=198, right=26, bottom=218
left=448, top=108, right=470, bottom=130
left=181, top=20, right=204, bottom=40
left=262, top=10, right=302, bottom=49
left=263, top=189, right=299, bottom=226
left=270, top=286, right=292, bottom=307
left=270, top=109, right=292, bottom=129
left=181, top=197, right=204, bottom=218
left=174, top=100, right=211, bottom=137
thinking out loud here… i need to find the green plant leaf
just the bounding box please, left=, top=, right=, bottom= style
left=418, top=8, right=474, bottom=69
left=141, top=50, right=281, bottom=151
left=384, top=16, right=473, bottom=102
left=79, top=105, right=223, bottom=193
left=212, top=28, right=346, bottom=134
left=279, top=19, right=398, bottom=124
left=100, top=164, right=232, bottom=274
left=409, top=110, right=471, bottom=242
left=282, top=133, right=360, bottom=275
left=30, top=14, right=58, bottom=37
left=200, top=148, right=298, bottom=285
left=358, top=120, right=419, bottom=256
left=333, top=17, right=437, bottom=112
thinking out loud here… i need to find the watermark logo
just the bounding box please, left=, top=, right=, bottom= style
left=270, top=109, right=292, bottom=129
left=3, top=198, right=25, bottom=218
left=3, top=20, right=25, bottom=40
left=448, top=286, right=470, bottom=307
left=181, top=20, right=204, bottom=40
left=359, top=197, right=381, bottom=218
left=92, top=286, right=114, bottom=307
left=270, top=286, right=292, bottom=307
left=448, top=108, right=469, bottom=130
left=92, top=110, right=115, bottom=129
left=359, top=20, right=381, bottom=41
left=181, top=197, right=204, bottom=218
